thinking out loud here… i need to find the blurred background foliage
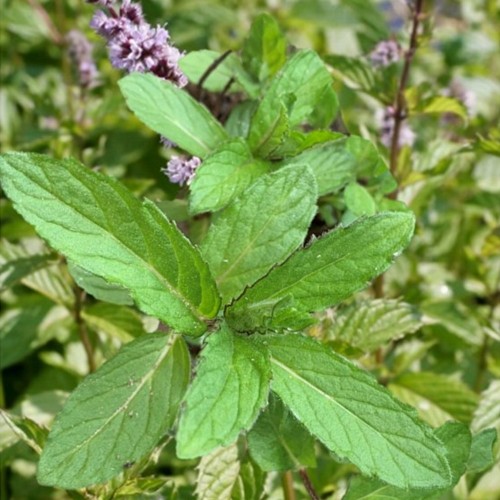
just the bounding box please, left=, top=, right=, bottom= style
left=0, top=0, right=499, bottom=498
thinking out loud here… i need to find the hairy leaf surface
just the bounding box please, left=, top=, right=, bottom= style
left=176, top=325, right=271, bottom=458
left=282, top=136, right=384, bottom=196
left=37, top=334, right=190, bottom=488
left=242, top=13, right=287, bottom=82
left=189, top=139, right=270, bottom=215
left=263, top=334, right=452, bottom=489
left=201, top=164, right=317, bottom=304
left=247, top=393, right=316, bottom=471
left=227, top=212, right=415, bottom=331
left=0, top=153, right=220, bottom=335
left=119, top=73, right=228, bottom=158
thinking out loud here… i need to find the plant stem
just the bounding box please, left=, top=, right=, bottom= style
left=389, top=0, right=425, bottom=186
left=282, top=471, right=296, bottom=500
left=73, top=286, right=96, bottom=373
left=299, top=469, right=320, bottom=500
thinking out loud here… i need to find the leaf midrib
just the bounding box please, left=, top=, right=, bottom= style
left=52, top=336, right=176, bottom=465
left=269, top=355, right=445, bottom=473
left=8, top=163, right=204, bottom=322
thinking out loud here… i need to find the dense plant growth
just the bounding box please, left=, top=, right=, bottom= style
left=1, top=0, right=499, bottom=499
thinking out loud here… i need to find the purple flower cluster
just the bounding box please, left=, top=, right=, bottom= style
left=379, top=106, right=415, bottom=148
left=369, top=40, right=401, bottom=68
left=87, top=0, right=187, bottom=87
left=162, top=156, right=201, bottom=186
left=66, top=30, right=99, bottom=89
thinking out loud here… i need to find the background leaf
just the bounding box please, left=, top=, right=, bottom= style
left=281, top=136, right=386, bottom=196
left=119, top=73, right=229, bottom=158
left=390, top=372, right=479, bottom=425
left=81, top=303, right=145, bottom=342
left=247, top=393, right=316, bottom=471
left=195, top=444, right=241, bottom=500
left=242, top=13, right=287, bottom=82
left=68, top=262, right=133, bottom=306
left=201, top=164, right=317, bottom=304
left=263, top=334, right=452, bottom=489
left=0, top=153, right=220, bottom=335
left=322, top=299, right=423, bottom=352
left=467, top=429, right=497, bottom=473
left=37, top=333, right=190, bottom=488
left=176, top=325, right=271, bottom=459
left=227, top=212, right=415, bottom=331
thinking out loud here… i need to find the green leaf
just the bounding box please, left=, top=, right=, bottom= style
left=282, top=136, right=385, bottom=196
left=37, top=333, right=190, bottom=488
left=242, top=13, right=287, bottom=82
left=467, top=428, right=497, bottom=473
left=195, top=443, right=241, bottom=500
left=322, top=299, right=423, bottom=352
left=227, top=212, right=415, bottom=331
left=231, top=456, right=266, bottom=500
left=418, top=96, right=468, bottom=121
left=248, top=99, right=289, bottom=158
left=0, top=238, right=74, bottom=306
left=325, top=55, right=376, bottom=92
left=0, top=412, right=47, bottom=454
left=435, top=421, right=471, bottom=485
left=247, top=50, right=336, bottom=156
left=247, top=393, right=316, bottom=471
left=118, top=73, right=228, bottom=158
left=179, top=50, right=257, bottom=95
left=0, top=297, right=70, bottom=369
left=189, top=139, right=270, bottom=215
left=68, top=262, right=133, bottom=306
left=421, top=301, right=484, bottom=347
left=81, top=303, right=145, bottom=342
left=344, top=182, right=377, bottom=217
left=343, top=476, right=449, bottom=500
left=391, top=372, right=479, bottom=425
left=472, top=380, right=500, bottom=455
left=343, top=423, right=470, bottom=499
left=263, top=334, right=452, bottom=489
left=265, top=50, right=336, bottom=127
left=176, top=325, right=271, bottom=459
left=0, top=153, right=220, bottom=335
left=476, top=133, right=500, bottom=156
left=0, top=252, right=54, bottom=290
left=201, top=164, right=317, bottom=304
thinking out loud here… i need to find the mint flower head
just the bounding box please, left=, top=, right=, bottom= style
left=162, top=156, right=201, bottom=186
left=379, top=106, right=415, bottom=148
left=66, top=30, right=100, bottom=89
left=369, top=40, right=401, bottom=68
left=87, top=0, right=187, bottom=87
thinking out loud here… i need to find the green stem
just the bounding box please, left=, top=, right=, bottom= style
left=282, top=471, right=296, bottom=500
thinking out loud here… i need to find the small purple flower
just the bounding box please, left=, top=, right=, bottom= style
left=379, top=106, right=415, bottom=148
left=160, top=136, right=176, bottom=148
left=88, top=0, right=187, bottom=87
left=66, top=30, right=99, bottom=89
left=369, top=40, right=401, bottom=68
left=163, top=156, right=201, bottom=186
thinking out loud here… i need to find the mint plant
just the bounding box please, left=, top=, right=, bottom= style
left=1, top=1, right=498, bottom=499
